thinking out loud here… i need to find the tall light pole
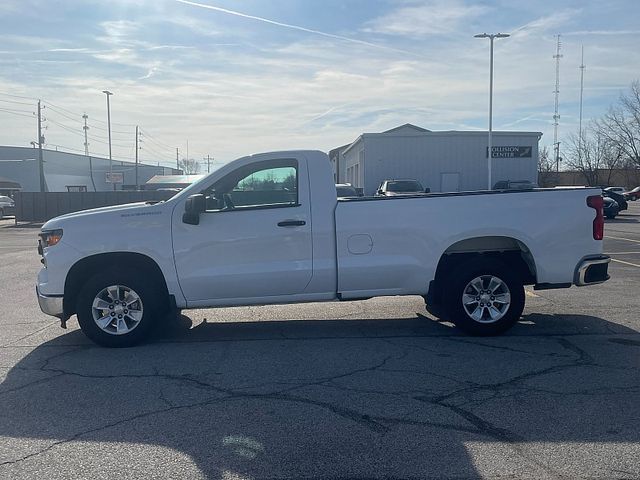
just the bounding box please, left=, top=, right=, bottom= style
left=474, top=32, right=510, bottom=190
left=102, top=90, right=114, bottom=190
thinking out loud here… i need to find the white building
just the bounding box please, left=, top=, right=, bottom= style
left=0, top=146, right=179, bottom=192
left=330, top=124, right=542, bottom=195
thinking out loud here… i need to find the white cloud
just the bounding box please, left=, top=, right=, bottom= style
left=510, top=9, right=579, bottom=40
left=365, top=0, right=489, bottom=37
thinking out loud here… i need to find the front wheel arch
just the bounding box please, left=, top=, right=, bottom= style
left=64, top=252, right=170, bottom=318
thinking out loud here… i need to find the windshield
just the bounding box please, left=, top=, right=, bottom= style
left=387, top=180, right=423, bottom=192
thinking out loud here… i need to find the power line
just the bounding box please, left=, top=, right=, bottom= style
left=46, top=116, right=134, bottom=148
left=45, top=103, right=131, bottom=134
left=0, top=107, right=34, bottom=118
left=43, top=99, right=136, bottom=128
left=0, top=98, right=34, bottom=106
left=139, top=127, right=176, bottom=151
left=0, top=91, right=36, bottom=100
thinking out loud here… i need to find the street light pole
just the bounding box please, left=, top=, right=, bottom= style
left=474, top=32, right=510, bottom=190
left=102, top=90, right=114, bottom=190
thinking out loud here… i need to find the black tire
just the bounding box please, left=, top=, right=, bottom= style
left=0, top=208, right=4, bottom=220
left=76, top=267, right=165, bottom=347
left=606, top=213, right=616, bottom=219
left=443, top=258, right=525, bottom=336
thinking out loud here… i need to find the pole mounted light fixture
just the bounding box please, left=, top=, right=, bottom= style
left=474, top=32, right=510, bottom=190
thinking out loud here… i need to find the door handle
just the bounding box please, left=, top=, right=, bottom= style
left=277, top=220, right=306, bottom=227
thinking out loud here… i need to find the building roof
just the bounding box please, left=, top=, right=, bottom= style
left=382, top=123, right=430, bottom=134
left=341, top=124, right=543, bottom=156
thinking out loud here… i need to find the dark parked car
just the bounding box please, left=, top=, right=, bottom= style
left=603, top=188, right=628, bottom=211
left=603, top=196, right=619, bottom=219
left=335, top=183, right=361, bottom=198
left=492, top=180, right=538, bottom=190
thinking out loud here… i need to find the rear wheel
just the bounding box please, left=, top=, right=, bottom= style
left=76, top=268, right=164, bottom=347
left=0, top=208, right=4, bottom=219
left=443, top=258, right=525, bottom=336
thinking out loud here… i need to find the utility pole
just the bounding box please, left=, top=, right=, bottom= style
left=102, top=90, right=114, bottom=190
left=552, top=35, right=562, bottom=174
left=205, top=154, right=211, bottom=173
left=135, top=125, right=139, bottom=190
left=83, top=113, right=96, bottom=192
left=37, top=100, right=45, bottom=192
left=176, top=148, right=179, bottom=171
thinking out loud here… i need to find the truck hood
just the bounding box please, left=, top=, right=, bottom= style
left=42, top=202, right=164, bottom=230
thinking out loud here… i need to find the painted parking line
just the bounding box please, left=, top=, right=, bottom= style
left=605, top=235, right=640, bottom=244
left=525, top=290, right=539, bottom=298
left=611, top=258, right=640, bottom=268
left=605, top=252, right=640, bottom=255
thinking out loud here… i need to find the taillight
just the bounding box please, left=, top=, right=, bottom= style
left=587, top=195, right=604, bottom=240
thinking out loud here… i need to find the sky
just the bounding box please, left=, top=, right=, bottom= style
left=0, top=0, right=638, bottom=169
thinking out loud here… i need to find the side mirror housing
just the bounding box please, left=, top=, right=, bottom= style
left=424, top=187, right=430, bottom=193
left=183, top=194, right=206, bottom=225
left=376, top=189, right=383, bottom=195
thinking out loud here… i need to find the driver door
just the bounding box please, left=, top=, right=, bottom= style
left=172, top=156, right=313, bottom=304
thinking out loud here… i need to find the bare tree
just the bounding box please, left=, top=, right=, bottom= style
left=564, top=124, right=624, bottom=186
left=178, top=158, right=201, bottom=174
left=537, top=146, right=556, bottom=187
left=596, top=80, right=640, bottom=168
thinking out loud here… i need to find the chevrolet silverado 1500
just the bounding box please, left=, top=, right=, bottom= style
left=36, top=150, right=610, bottom=347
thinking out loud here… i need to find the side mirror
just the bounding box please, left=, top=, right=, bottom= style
left=424, top=188, right=430, bottom=193
left=376, top=189, right=383, bottom=195
left=183, top=194, right=206, bottom=225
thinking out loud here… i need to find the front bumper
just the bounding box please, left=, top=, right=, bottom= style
left=1, top=205, right=15, bottom=216
left=36, top=286, right=64, bottom=318
left=574, top=255, right=611, bottom=286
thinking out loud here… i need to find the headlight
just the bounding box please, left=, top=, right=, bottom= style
left=38, top=229, right=63, bottom=250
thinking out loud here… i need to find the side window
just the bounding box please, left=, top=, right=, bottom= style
left=205, top=159, right=298, bottom=211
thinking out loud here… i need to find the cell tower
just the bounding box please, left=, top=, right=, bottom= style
left=552, top=34, right=562, bottom=172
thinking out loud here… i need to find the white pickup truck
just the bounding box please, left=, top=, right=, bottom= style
left=36, top=150, right=610, bottom=347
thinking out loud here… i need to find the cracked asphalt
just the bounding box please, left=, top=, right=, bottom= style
left=1, top=202, right=640, bottom=479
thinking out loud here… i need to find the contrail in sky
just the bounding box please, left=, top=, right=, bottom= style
left=175, top=0, right=415, bottom=56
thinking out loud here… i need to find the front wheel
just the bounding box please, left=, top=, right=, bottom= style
left=76, top=268, right=164, bottom=347
left=444, top=259, right=525, bottom=336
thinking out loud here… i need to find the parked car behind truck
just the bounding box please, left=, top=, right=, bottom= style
left=376, top=179, right=429, bottom=196
left=36, top=150, right=610, bottom=347
left=0, top=195, right=15, bottom=219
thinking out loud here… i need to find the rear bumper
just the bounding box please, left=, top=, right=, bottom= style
left=574, top=255, right=610, bottom=286
left=36, top=286, right=64, bottom=318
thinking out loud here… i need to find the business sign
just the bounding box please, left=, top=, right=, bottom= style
left=486, top=146, right=532, bottom=158
left=106, top=172, right=124, bottom=184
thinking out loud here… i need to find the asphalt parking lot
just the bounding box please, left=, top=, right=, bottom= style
left=1, top=203, right=640, bottom=480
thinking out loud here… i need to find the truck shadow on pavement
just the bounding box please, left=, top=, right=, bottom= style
left=1, top=313, right=640, bottom=478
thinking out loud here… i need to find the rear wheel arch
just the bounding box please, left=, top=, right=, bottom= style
left=426, top=236, right=536, bottom=310
left=64, top=252, right=170, bottom=317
